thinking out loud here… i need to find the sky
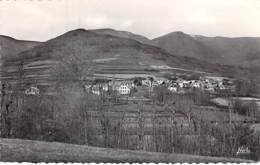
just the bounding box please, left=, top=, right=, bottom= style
left=0, top=0, right=260, bottom=41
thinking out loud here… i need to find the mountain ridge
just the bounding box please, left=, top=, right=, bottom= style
left=152, top=31, right=260, bottom=69
left=152, top=31, right=220, bottom=62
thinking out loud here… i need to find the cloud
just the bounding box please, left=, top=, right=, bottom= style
left=0, top=0, right=260, bottom=41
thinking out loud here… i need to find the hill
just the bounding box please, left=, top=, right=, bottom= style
left=0, top=35, right=40, bottom=60
left=0, top=138, right=252, bottom=163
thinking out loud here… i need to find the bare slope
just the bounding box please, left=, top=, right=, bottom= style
left=0, top=138, right=252, bottom=163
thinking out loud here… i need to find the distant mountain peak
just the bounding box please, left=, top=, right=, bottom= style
left=152, top=31, right=218, bottom=61
left=94, top=28, right=117, bottom=32
left=71, top=28, right=87, bottom=32
left=172, top=31, right=186, bottom=35
left=161, top=31, right=188, bottom=37
left=64, top=28, right=89, bottom=35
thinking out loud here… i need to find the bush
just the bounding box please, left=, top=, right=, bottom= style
left=235, top=80, right=257, bottom=97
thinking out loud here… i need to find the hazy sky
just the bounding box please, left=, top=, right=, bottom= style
left=1, top=0, right=260, bottom=41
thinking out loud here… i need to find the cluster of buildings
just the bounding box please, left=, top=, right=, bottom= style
left=171, top=76, right=235, bottom=93
left=83, top=75, right=235, bottom=96
left=22, top=75, right=235, bottom=96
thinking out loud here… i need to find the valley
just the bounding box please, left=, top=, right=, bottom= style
left=1, top=28, right=260, bottom=161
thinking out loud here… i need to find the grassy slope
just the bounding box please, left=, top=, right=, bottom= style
left=0, top=138, right=253, bottom=163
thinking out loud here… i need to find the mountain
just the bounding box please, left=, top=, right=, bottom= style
left=2, top=29, right=257, bottom=92
left=194, top=35, right=260, bottom=68
left=0, top=35, right=40, bottom=60
left=152, top=32, right=260, bottom=69
left=152, top=32, right=219, bottom=62
left=92, top=28, right=152, bottom=45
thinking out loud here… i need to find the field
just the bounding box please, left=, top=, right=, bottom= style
left=212, top=97, right=260, bottom=112
left=0, top=138, right=252, bottom=163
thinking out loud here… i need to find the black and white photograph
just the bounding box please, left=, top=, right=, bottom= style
left=0, top=0, right=260, bottom=163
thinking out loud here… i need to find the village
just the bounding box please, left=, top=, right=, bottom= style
left=80, top=75, right=235, bottom=96
left=24, top=74, right=236, bottom=96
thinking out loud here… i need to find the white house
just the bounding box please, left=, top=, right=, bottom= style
left=91, top=83, right=109, bottom=95
left=25, top=86, right=40, bottom=96
left=118, top=82, right=131, bottom=95
left=109, top=80, right=133, bottom=95
left=84, top=84, right=92, bottom=92
left=168, top=86, right=178, bottom=92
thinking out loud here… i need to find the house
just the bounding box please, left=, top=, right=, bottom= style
left=182, top=80, right=190, bottom=88
left=155, top=77, right=167, bottom=85
left=190, top=80, right=201, bottom=88
left=152, top=80, right=159, bottom=87
left=133, top=77, right=144, bottom=86
left=83, top=84, right=92, bottom=92
left=168, top=82, right=178, bottom=92
left=84, top=80, right=109, bottom=95
left=25, top=86, right=40, bottom=96
left=109, top=80, right=133, bottom=95
left=219, top=85, right=226, bottom=90
left=142, top=79, right=152, bottom=87
left=118, top=82, right=131, bottom=95
left=91, top=83, right=109, bottom=95
left=168, top=86, right=178, bottom=92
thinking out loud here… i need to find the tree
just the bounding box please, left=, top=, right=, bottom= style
left=0, top=83, right=17, bottom=138
left=190, top=88, right=211, bottom=106
left=51, top=42, right=96, bottom=88
left=235, top=80, right=257, bottom=96
left=152, top=86, right=171, bottom=105
left=233, top=99, right=258, bottom=118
